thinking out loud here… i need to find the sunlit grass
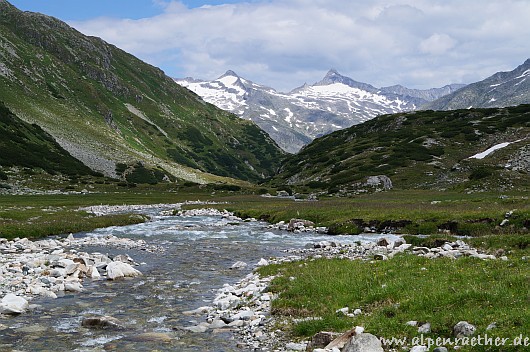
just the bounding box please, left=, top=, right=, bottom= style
left=259, top=252, right=529, bottom=351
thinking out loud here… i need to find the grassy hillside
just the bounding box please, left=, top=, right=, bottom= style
left=270, top=105, right=530, bottom=194
left=0, top=0, right=283, bottom=183
left=0, top=101, right=95, bottom=176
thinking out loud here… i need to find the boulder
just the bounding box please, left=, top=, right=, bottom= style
left=365, top=175, right=393, bottom=190
left=453, top=321, right=476, bottom=337
left=81, top=315, right=125, bottom=330
left=0, top=294, right=29, bottom=315
left=106, top=261, right=142, bottom=280
left=305, top=331, right=339, bottom=351
left=342, top=333, right=384, bottom=352
left=288, top=219, right=315, bottom=231
left=230, top=261, right=247, bottom=270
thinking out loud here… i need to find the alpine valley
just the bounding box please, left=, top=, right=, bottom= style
left=177, top=70, right=465, bottom=153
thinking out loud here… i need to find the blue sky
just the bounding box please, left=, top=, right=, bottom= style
left=8, top=1, right=530, bottom=92
left=9, top=1, right=248, bottom=20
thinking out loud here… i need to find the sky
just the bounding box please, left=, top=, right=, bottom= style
left=8, top=0, right=530, bottom=92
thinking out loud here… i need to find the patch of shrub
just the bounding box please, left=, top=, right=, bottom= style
left=469, top=167, right=493, bottom=180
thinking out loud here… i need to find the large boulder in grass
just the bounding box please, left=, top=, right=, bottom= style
left=343, top=333, right=384, bottom=352
left=0, top=294, right=29, bottom=315
left=106, top=261, right=142, bottom=280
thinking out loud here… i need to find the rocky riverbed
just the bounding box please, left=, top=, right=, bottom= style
left=0, top=233, right=157, bottom=314
left=0, top=206, right=506, bottom=351
left=179, top=227, right=506, bottom=352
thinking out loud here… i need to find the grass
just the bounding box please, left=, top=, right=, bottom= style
left=215, top=190, right=530, bottom=236
left=0, top=185, right=528, bottom=351
left=258, top=249, right=529, bottom=351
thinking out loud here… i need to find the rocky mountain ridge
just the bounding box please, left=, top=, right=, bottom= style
left=177, top=70, right=465, bottom=153
left=426, top=59, right=530, bottom=110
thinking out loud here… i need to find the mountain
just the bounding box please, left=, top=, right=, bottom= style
left=426, top=59, right=530, bottom=110
left=0, top=0, right=284, bottom=183
left=269, top=104, right=530, bottom=194
left=176, top=69, right=464, bottom=153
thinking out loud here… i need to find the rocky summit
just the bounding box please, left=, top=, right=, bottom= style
left=177, top=69, right=464, bottom=153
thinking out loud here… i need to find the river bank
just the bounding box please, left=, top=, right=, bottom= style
left=181, top=227, right=509, bottom=351
left=1, top=205, right=527, bottom=351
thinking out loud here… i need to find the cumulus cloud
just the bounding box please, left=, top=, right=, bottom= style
left=70, top=0, right=530, bottom=91
left=419, top=33, right=456, bottom=55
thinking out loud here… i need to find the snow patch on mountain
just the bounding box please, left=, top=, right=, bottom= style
left=176, top=69, right=461, bottom=153
left=469, top=140, right=522, bottom=159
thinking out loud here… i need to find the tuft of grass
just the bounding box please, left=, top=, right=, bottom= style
left=259, top=252, right=529, bottom=351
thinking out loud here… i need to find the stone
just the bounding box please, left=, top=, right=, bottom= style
left=86, top=265, right=101, bottom=279
left=81, top=315, right=124, bottom=330
left=433, top=347, right=448, bottom=352
left=342, top=333, right=384, bottom=352
left=64, top=282, right=83, bottom=292
left=106, top=261, right=142, bottom=280
left=336, top=307, right=349, bottom=315
left=256, top=258, right=269, bottom=266
left=486, top=322, right=497, bottom=330
left=126, top=332, right=172, bottom=343
left=0, top=294, right=29, bottom=315
left=365, top=175, right=393, bottom=190
left=285, top=342, right=306, bottom=351
left=184, top=324, right=209, bottom=333
left=288, top=218, right=315, bottom=231
left=376, top=238, right=390, bottom=247
left=306, top=331, right=339, bottom=350
left=410, top=346, right=428, bottom=352
left=453, top=321, right=476, bottom=337
left=230, top=261, right=248, bottom=270
left=209, top=319, right=228, bottom=329
left=418, top=322, right=431, bottom=333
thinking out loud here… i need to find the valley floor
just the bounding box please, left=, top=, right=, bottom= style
left=0, top=188, right=528, bottom=351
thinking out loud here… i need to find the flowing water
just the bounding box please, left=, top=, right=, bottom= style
left=0, top=210, right=392, bottom=351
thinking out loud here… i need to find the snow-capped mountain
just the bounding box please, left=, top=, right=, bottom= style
left=177, top=70, right=464, bottom=153
left=426, top=58, right=530, bottom=110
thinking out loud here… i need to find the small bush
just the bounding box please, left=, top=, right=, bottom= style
left=469, top=167, right=493, bottom=180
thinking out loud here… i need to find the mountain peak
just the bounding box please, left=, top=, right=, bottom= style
left=220, top=70, right=239, bottom=78
left=316, top=69, right=377, bottom=92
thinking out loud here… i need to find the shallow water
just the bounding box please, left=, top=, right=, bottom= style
left=0, top=211, right=392, bottom=351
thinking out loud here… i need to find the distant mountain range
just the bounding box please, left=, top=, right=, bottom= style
left=426, top=59, right=530, bottom=110
left=0, top=0, right=284, bottom=183
left=177, top=70, right=465, bottom=152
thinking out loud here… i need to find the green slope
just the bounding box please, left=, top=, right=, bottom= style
left=272, top=105, right=530, bottom=193
left=0, top=101, right=94, bottom=176
left=0, top=0, right=284, bottom=183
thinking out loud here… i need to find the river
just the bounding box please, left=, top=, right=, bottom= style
left=0, top=209, right=391, bottom=351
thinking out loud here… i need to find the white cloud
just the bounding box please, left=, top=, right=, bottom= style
left=419, top=33, right=456, bottom=56
left=69, top=0, right=530, bottom=91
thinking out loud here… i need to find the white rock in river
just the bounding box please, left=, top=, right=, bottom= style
left=86, top=265, right=101, bottom=279
left=106, top=261, right=142, bottom=280
left=230, top=261, right=247, bottom=269
left=0, top=294, right=29, bottom=315
left=256, top=258, right=269, bottom=266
